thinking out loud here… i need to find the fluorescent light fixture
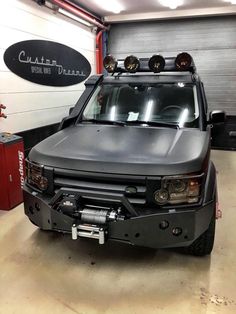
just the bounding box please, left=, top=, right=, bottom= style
left=178, top=108, right=189, bottom=128
left=144, top=100, right=154, bottom=121
left=159, top=0, right=184, bottom=9
left=58, top=8, right=92, bottom=27
left=110, top=106, right=116, bottom=121
left=93, top=0, right=124, bottom=14
left=224, top=0, right=236, bottom=4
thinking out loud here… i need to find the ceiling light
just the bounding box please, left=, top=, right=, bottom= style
left=178, top=108, right=189, bottom=128
left=58, top=8, right=92, bottom=27
left=110, top=106, right=116, bottom=121
left=144, top=100, right=154, bottom=121
left=224, top=0, right=236, bottom=4
left=159, top=0, right=184, bottom=10
left=93, top=0, right=124, bottom=14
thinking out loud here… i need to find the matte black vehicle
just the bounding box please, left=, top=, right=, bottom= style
left=23, top=53, right=225, bottom=256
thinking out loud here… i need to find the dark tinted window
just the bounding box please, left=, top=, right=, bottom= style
left=82, top=83, right=199, bottom=127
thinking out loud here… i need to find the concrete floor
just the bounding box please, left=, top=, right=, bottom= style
left=0, top=150, right=236, bottom=314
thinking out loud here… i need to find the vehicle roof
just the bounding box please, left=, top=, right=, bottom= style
left=102, top=73, right=198, bottom=84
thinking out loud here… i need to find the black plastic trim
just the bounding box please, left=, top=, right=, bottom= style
left=49, top=187, right=138, bottom=217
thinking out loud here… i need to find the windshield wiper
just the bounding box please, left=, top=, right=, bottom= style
left=81, top=119, right=179, bottom=128
left=81, top=119, right=126, bottom=126
left=125, top=120, right=179, bottom=129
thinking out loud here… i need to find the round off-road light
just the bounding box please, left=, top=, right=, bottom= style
left=154, top=189, right=169, bottom=204
left=124, top=55, right=140, bottom=73
left=175, top=52, right=192, bottom=71
left=103, top=55, right=117, bottom=73
left=148, top=55, right=165, bottom=73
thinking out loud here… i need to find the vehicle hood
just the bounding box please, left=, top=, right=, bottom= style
left=29, top=124, right=210, bottom=176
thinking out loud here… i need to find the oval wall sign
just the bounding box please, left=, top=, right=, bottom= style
left=3, top=40, right=91, bottom=87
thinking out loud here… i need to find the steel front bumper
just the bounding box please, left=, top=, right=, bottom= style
left=23, top=186, right=215, bottom=249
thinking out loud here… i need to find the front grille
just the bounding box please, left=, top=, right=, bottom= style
left=53, top=168, right=147, bottom=205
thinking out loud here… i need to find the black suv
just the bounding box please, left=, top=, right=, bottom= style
left=23, top=53, right=225, bottom=256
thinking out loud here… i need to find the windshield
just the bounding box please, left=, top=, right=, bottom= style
left=81, top=83, right=199, bottom=128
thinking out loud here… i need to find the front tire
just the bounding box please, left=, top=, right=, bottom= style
left=185, top=213, right=216, bottom=256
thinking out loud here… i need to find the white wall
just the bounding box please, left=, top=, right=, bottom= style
left=0, top=0, right=96, bottom=133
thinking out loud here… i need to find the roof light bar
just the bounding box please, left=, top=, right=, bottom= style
left=103, top=53, right=195, bottom=74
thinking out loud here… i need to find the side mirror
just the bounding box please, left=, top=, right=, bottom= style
left=209, top=110, right=226, bottom=124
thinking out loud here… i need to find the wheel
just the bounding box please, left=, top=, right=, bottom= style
left=185, top=213, right=216, bottom=256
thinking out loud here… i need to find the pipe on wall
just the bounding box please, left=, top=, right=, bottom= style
left=51, top=0, right=107, bottom=30
left=62, top=0, right=101, bottom=21
left=50, top=0, right=107, bottom=73
left=96, top=30, right=104, bottom=74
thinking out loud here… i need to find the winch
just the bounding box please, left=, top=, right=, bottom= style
left=72, top=207, right=119, bottom=244
left=57, top=195, right=121, bottom=243
left=80, top=208, right=117, bottom=224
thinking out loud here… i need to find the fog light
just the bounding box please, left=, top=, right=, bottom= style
left=159, top=220, right=169, bottom=230
left=172, top=227, right=182, bottom=236
left=154, top=189, right=169, bottom=204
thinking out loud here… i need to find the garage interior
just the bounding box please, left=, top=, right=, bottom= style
left=1, top=0, right=236, bottom=313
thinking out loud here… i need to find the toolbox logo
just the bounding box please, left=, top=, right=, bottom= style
left=18, top=151, right=24, bottom=189
left=3, top=40, right=91, bottom=86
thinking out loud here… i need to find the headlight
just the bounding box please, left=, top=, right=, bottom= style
left=154, top=174, right=203, bottom=205
left=26, top=159, right=48, bottom=191
left=154, top=189, right=169, bottom=204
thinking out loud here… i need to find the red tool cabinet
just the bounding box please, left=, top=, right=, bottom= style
left=0, top=133, right=25, bottom=210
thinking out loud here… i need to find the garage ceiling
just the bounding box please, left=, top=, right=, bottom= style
left=73, top=0, right=236, bottom=22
